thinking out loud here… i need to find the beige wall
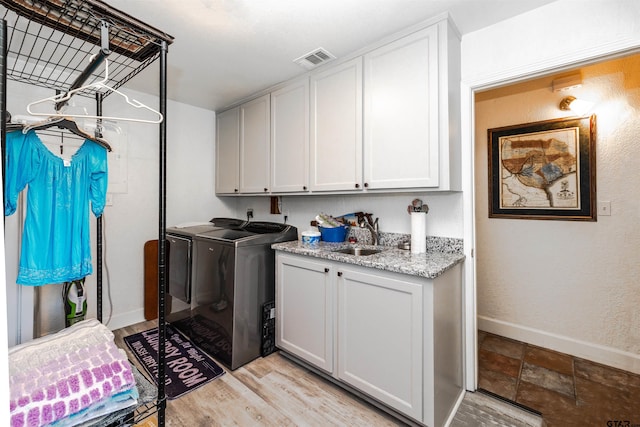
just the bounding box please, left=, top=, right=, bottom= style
left=474, top=54, right=640, bottom=373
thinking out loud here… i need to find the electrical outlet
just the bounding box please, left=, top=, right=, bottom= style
left=247, top=208, right=254, bottom=220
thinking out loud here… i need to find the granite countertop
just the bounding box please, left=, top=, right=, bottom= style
left=271, top=239, right=465, bottom=279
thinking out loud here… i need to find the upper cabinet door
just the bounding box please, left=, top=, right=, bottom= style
left=271, top=79, right=310, bottom=193
left=363, top=25, right=440, bottom=190
left=240, top=94, right=271, bottom=194
left=215, top=106, right=240, bottom=194
left=310, top=57, right=363, bottom=192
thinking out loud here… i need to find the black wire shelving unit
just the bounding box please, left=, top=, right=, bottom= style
left=1, top=1, right=174, bottom=425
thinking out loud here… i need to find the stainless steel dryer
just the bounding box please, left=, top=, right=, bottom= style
left=171, top=221, right=297, bottom=370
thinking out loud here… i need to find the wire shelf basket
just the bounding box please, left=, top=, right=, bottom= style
left=1, top=0, right=173, bottom=100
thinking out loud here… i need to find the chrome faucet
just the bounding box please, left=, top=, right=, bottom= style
left=359, top=217, right=379, bottom=246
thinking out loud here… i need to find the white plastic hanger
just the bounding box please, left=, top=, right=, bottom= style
left=26, top=56, right=164, bottom=124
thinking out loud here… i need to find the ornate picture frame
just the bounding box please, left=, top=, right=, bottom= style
left=488, top=115, right=596, bottom=221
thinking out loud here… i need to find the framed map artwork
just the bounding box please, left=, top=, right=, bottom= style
left=488, top=115, right=596, bottom=221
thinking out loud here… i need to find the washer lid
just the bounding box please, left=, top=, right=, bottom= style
left=199, top=229, right=255, bottom=241
left=167, top=223, right=220, bottom=237
left=195, top=221, right=297, bottom=246
left=242, top=221, right=290, bottom=234
left=210, top=217, right=247, bottom=228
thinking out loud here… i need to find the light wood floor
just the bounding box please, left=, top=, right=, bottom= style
left=113, top=321, right=404, bottom=427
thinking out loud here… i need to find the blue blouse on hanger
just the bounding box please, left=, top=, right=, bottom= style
left=4, top=130, right=108, bottom=286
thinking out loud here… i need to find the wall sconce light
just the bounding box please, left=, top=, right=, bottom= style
left=559, top=96, right=595, bottom=115
left=559, top=96, right=577, bottom=110
left=552, top=73, right=594, bottom=115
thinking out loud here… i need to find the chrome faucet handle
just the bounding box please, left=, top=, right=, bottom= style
left=358, top=218, right=378, bottom=245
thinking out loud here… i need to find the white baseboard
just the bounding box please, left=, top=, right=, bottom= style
left=104, top=308, right=147, bottom=331
left=444, top=389, right=466, bottom=427
left=478, top=316, right=640, bottom=375
left=103, top=302, right=188, bottom=331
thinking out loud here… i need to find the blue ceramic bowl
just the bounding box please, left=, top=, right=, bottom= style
left=318, top=225, right=349, bottom=242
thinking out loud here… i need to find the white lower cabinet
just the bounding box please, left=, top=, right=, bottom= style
left=275, top=254, right=334, bottom=373
left=275, top=252, right=463, bottom=426
left=337, top=267, right=423, bottom=420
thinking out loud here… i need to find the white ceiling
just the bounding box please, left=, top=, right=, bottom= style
left=107, top=0, right=556, bottom=112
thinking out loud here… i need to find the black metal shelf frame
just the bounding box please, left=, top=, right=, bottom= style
left=1, top=1, right=174, bottom=426
left=1, top=0, right=171, bottom=98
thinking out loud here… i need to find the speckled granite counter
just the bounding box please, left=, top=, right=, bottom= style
left=272, top=235, right=465, bottom=279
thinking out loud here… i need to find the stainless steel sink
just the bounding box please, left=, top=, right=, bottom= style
left=333, top=247, right=381, bottom=256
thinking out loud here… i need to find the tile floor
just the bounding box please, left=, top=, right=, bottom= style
left=478, top=331, right=640, bottom=427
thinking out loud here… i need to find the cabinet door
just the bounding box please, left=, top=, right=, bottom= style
left=337, top=267, right=423, bottom=420
left=276, top=254, right=334, bottom=373
left=310, top=57, right=363, bottom=192
left=215, top=107, right=240, bottom=194
left=240, top=94, right=271, bottom=194
left=363, top=25, right=439, bottom=189
left=271, top=79, right=309, bottom=193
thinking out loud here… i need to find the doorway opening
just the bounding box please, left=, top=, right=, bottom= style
left=472, top=52, right=640, bottom=424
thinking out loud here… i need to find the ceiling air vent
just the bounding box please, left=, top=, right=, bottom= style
left=294, top=48, right=336, bottom=69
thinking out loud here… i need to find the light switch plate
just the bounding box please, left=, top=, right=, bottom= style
left=598, top=201, right=611, bottom=216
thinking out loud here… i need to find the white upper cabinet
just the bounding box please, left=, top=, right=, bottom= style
left=215, top=16, right=461, bottom=195
left=310, top=57, right=363, bottom=192
left=364, top=25, right=439, bottom=189
left=364, top=20, right=460, bottom=191
left=271, top=79, right=310, bottom=193
left=239, top=94, right=271, bottom=194
left=215, top=106, right=240, bottom=194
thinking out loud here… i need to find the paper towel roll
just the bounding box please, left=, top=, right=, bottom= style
left=410, top=212, right=427, bottom=254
